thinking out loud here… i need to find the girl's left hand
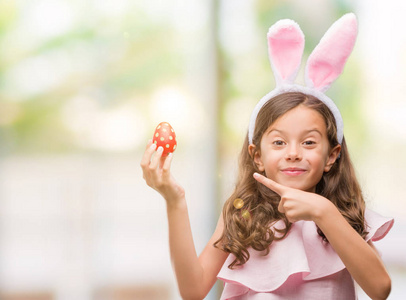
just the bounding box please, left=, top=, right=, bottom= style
left=253, top=172, right=333, bottom=223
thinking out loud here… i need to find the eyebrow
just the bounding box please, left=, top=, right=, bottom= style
left=267, top=128, right=323, bottom=136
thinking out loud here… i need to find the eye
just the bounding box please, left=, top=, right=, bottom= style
left=303, top=140, right=316, bottom=146
left=273, top=140, right=285, bottom=146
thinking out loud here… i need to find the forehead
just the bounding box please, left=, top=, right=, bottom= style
left=267, top=105, right=326, bottom=134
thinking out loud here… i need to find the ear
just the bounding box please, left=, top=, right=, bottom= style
left=267, top=19, right=305, bottom=87
left=305, top=13, right=358, bottom=92
left=324, top=144, right=341, bottom=172
left=249, top=144, right=265, bottom=172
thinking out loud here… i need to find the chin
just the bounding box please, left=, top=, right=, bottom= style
left=281, top=181, right=315, bottom=192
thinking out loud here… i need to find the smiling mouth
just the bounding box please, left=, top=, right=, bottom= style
left=281, top=168, right=307, bottom=176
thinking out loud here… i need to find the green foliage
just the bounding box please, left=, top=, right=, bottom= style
left=0, top=3, right=182, bottom=154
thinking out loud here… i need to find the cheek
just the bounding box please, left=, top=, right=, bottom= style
left=263, top=155, right=282, bottom=177
left=307, top=149, right=329, bottom=170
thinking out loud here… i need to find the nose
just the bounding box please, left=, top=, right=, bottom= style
left=285, top=143, right=302, bottom=161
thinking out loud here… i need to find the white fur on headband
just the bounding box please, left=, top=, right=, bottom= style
left=248, top=13, right=358, bottom=145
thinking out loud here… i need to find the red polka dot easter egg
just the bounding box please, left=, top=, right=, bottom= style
left=152, top=122, right=177, bottom=156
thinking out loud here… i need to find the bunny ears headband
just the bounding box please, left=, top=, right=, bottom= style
left=248, top=13, right=358, bottom=145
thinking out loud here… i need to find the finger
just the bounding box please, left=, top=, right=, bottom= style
left=149, top=146, right=164, bottom=170
left=145, top=139, right=153, bottom=150
left=278, top=197, right=285, bottom=213
left=253, top=173, right=286, bottom=195
left=140, top=142, right=157, bottom=169
left=159, top=152, right=169, bottom=169
left=162, top=153, right=174, bottom=179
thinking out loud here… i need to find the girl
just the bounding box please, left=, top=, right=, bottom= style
left=141, top=13, right=393, bottom=300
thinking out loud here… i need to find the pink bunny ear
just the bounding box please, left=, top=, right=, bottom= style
left=268, top=19, right=305, bottom=86
left=305, top=13, right=358, bottom=92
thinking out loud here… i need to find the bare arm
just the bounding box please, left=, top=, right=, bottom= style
left=141, top=141, right=227, bottom=299
left=168, top=202, right=228, bottom=299
left=198, top=213, right=229, bottom=295
left=314, top=202, right=391, bottom=300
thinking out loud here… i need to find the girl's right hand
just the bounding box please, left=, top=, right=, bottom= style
left=140, top=140, right=185, bottom=204
left=253, top=172, right=332, bottom=223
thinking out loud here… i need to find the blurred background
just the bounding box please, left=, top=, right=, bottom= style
left=0, top=0, right=405, bottom=299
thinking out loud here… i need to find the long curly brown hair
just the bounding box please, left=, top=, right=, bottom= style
left=214, top=92, right=367, bottom=269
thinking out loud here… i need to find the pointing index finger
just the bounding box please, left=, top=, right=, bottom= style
left=253, top=173, right=286, bottom=196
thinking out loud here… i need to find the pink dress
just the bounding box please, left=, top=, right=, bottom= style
left=217, top=209, right=394, bottom=300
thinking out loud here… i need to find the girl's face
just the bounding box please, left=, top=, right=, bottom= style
left=251, top=105, right=341, bottom=193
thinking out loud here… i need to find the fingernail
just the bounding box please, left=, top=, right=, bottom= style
left=150, top=143, right=157, bottom=150
left=157, top=146, right=163, bottom=153
left=253, top=173, right=260, bottom=179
